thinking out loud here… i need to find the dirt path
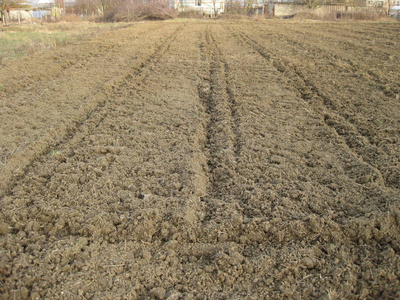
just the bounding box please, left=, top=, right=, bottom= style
left=0, top=20, right=399, bottom=299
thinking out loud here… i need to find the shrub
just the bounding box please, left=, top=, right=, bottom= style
left=102, top=3, right=175, bottom=22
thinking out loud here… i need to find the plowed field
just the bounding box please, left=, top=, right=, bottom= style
left=1, top=20, right=399, bottom=299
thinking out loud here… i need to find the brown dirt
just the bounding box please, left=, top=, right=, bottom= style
left=0, top=20, right=399, bottom=299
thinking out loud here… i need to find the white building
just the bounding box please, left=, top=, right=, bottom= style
left=170, top=0, right=225, bottom=16
left=390, top=5, right=400, bottom=18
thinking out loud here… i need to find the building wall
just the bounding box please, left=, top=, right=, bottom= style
left=9, top=10, right=34, bottom=21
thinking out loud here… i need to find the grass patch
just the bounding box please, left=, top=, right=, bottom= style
left=0, top=22, right=123, bottom=65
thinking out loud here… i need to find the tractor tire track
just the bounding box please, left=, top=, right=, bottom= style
left=196, top=26, right=282, bottom=247
left=199, top=27, right=238, bottom=199
left=196, top=27, right=248, bottom=241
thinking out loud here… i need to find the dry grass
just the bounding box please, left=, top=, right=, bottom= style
left=0, top=21, right=122, bottom=66
left=249, top=14, right=267, bottom=21
left=102, top=3, right=175, bottom=22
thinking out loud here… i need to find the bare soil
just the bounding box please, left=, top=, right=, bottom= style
left=0, top=20, right=399, bottom=299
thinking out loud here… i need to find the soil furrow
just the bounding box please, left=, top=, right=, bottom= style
left=271, top=26, right=399, bottom=90
left=197, top=27, right=242, bottom=227
left=0, top=23, right=184, bottom=230
left=290, top=23, right=400, bottom=48
left=0, top=23, right=164, bottom=96
left=230, top=26, right=398, bottom=190
left=0, top=23, right=176, bottom=164
left=288, top=22, right=399, bottom=48
left=0, top=25, right=183, bottom=196
left=249, top=22, right=399, bottom=93
left=0, top=24, right=215, bottom=298
left=209, top=33, right=242, bottom=159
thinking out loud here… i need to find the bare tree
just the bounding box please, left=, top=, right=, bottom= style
left=386, top=0, right=394, bottom=16
left=1, top=0, right=25, bottom=24
left=75, top=0, right=100, bottom=15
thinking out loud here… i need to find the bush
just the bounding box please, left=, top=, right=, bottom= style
left=102, top=3, right=175, bottom=22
